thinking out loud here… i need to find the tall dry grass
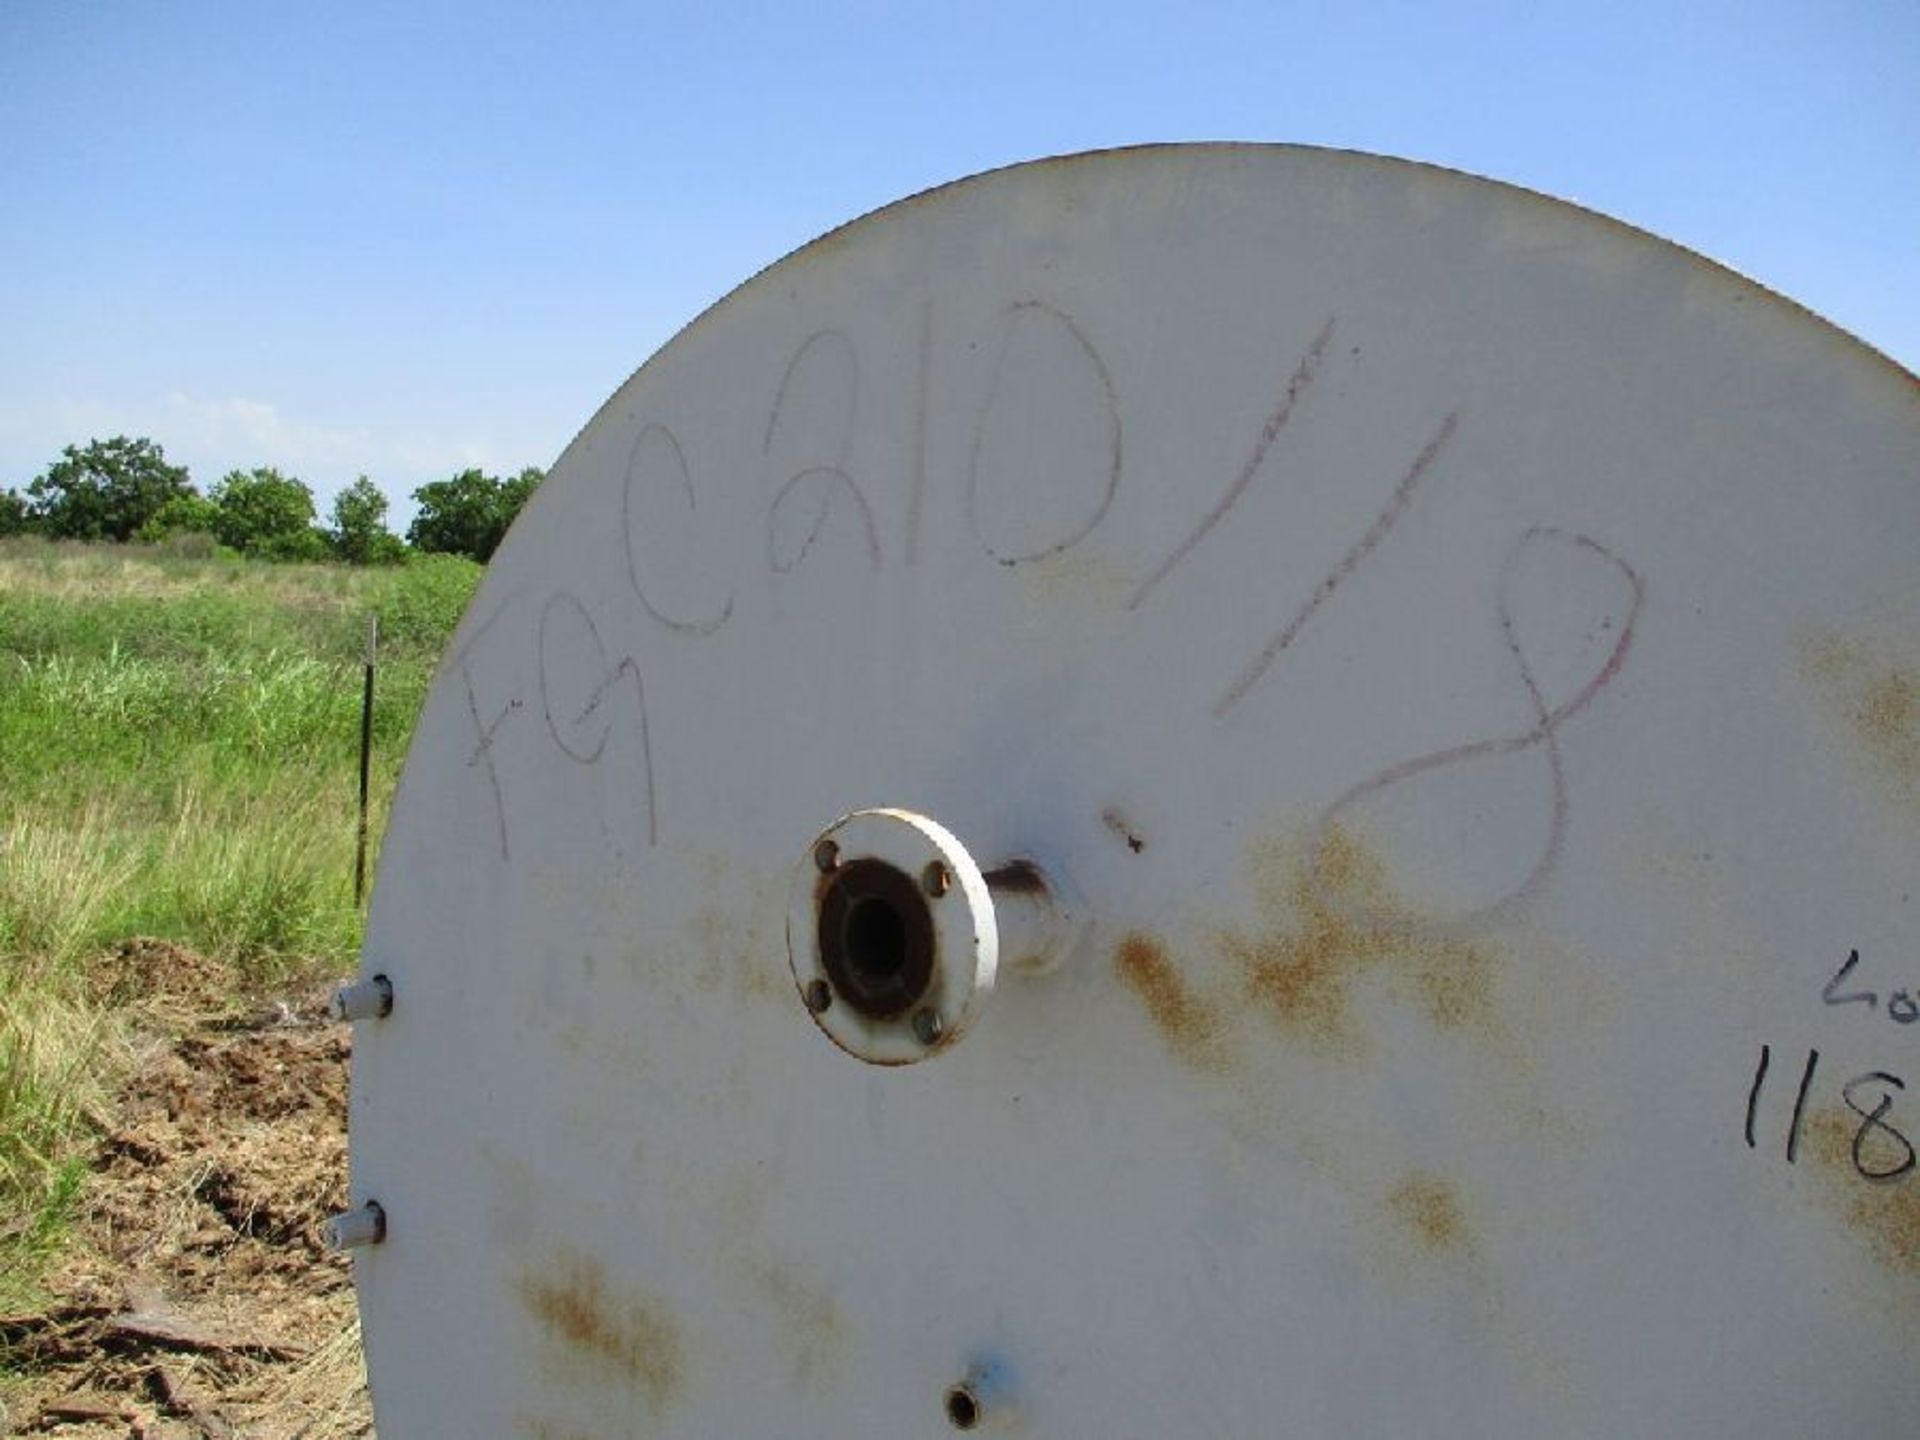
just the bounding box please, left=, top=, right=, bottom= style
left=0, top=535, right=478, bottom=1299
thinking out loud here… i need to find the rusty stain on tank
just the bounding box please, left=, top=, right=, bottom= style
left=1803, top=1108, right=1920, bottom=1281
left=1114, top=931, right=1230, bottom=1072
left=745, top=1257, right=850, bottom=1389
left=1013, top=543, right=1140, bottom=609
left=518, top=1252, right=684, bottom=1409
left=1101, top=805, right=1146, bottom=854
left=1801, top=631, right=1920, bottom=816
left=1231, top=824, right=1500, bottom=1055
left=688, top=855, right=785, bottom=1002
left=1861, top=670, right=1917, bottom=750
left=1112, top=820, right=1572, bottom=1088
left=1386, top=1173, right=1475, bottom=1256
left=1106, top=818, right=1600, bottom=1380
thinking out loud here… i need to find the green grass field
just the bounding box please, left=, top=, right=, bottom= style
left=0, top=535, right=479, bottom=1299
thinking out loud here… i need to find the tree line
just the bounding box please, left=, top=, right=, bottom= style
left=0, top=435, right=543, bottom=565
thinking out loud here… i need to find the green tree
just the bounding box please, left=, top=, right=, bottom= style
left=501, top=465, right=543, bottom=521
left=26, top=436, right=193, bottom=541
left=265, top=526, right=331, bottom=562
left=0, top=488, right=30, bottom=536
left=209, top=467, right=327, bottom=559
left=328, top=475, right=405, bottom=565
left=406, top=466, right=543, bottom=563
left=135, top=492, right=222, bottom=543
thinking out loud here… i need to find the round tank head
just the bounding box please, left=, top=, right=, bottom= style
left=345, top=146, right=1920, bottom=1438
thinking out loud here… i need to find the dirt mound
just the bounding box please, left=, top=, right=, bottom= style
left=84, top=939, right=232, bottom=1011
left=2, top=968, right=371, bottom=1438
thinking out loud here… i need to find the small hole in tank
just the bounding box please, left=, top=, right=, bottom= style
left=944, top=1384, right=980, bottom=1430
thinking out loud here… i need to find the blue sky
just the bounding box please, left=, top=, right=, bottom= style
left=2, top=2, right=1914, bottom=521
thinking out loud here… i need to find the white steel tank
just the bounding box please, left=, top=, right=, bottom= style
left=339, top=146, right=1920, bottom=1437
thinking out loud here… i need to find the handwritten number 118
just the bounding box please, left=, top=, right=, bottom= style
left=1744, top=1044, right=1915, bottom=1182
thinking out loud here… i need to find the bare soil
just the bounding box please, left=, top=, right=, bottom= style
left=2, top=940, right=370, bottom=1438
